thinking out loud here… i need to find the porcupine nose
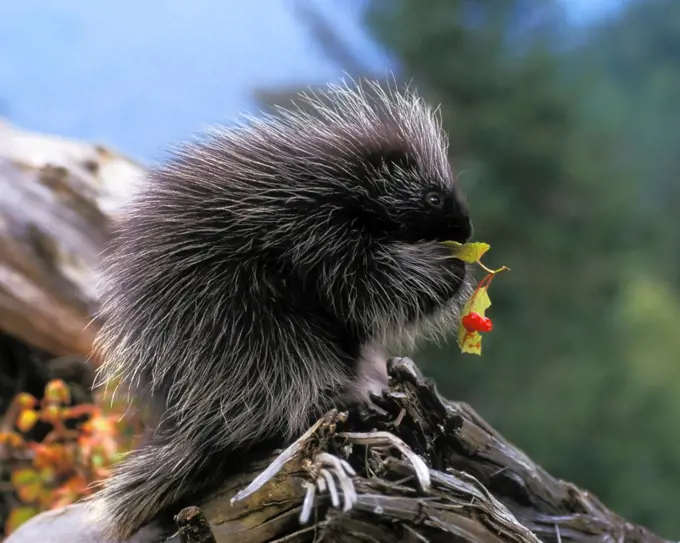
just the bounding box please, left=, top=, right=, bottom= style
left=462, top=217, right=473, bottom=241
left=451, top=215, right=473, bottom=243
left=448, top=193, right=472, bottom=243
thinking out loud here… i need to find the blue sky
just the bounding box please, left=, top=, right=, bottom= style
left=560, top=0, right=623, bottom=22
left=0, top=0, right=624, bottom=163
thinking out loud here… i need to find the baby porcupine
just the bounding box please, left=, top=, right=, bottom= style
left=91, top=81, right=474, bottom=539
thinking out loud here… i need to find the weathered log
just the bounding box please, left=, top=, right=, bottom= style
left=0, top=122, right=669, bottom=542
left=0, top=119, right=144, bottom=360
left=7, top=358, right=669, bottom=543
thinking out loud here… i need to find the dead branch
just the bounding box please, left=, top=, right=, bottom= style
left=180, top=357, right=666, bottom=543
left=11, top=357, right=667, bottom=543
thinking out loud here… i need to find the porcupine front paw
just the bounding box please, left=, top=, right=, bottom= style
left=299, top=452, right=358, bottom=523
left=345, top=342, right=391, bottom=425
left=299, top=428, right=434, bottom=525
left=228, top=411, right=358, bottom=524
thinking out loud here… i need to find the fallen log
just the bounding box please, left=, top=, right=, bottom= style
left=0, top=122, right=668, bottom=543
left=7, top=358, right=669, bottom=543
left=0, top=119, right=144, bottom=361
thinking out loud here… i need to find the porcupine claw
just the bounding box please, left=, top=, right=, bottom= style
left=299, top=430, right=433, bottom=524
left=298, top=391, right=395, bottom=523
left=230, top=410, right=359, bottom=525
left=231, top=411, right=347, bottom=506
left=299, top=452, right=358, bottom=524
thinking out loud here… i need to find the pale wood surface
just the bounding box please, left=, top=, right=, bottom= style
left=0, top=120, right=146, bottom=360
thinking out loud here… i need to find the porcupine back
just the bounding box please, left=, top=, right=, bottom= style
left=90, top=81, right=464, bottom=540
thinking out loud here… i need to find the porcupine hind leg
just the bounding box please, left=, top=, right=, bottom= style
left=295, top=344, right=393, bottom=522
left=297, top=350, right=430, bottom=525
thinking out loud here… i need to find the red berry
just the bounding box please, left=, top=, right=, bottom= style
left=462, top=312, right=484, bottom=332
left=477, top=317, right=493, bottom=333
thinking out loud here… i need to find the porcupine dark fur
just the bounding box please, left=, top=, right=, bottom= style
left=89, top=80, right=475, bottom=540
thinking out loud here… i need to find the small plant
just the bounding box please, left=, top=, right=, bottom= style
left=0, top=379, right=139, bottom=535
left=443, top=241, right=509, bottom=355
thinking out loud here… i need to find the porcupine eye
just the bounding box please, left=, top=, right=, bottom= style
left=424, top=190, right=445, bottom=210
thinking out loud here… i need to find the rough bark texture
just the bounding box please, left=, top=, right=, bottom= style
left=0, top=122, right=671, bottom=543
left=172, top=357, right=668, bottom=543
left=7, top=358, right=671, bottom=543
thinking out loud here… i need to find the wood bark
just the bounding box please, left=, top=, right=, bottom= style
left=7, top=358, right=670, bottom=543
left=0, top=122, right=670, bottom=543
left=0, top=119, right=144, bottom=362
left=172, top=357, right=668, bottom=543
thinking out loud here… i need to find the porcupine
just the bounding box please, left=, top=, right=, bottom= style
left=90, top=81, right=475, bottom=540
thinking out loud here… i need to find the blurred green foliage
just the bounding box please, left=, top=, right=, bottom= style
left=363, top=0, right=680, bottom=538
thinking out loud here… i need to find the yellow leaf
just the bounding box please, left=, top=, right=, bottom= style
left=5, top=506, right=39, bottom=534
left=16, top=485, right=40, bottom=504
left=11, top=467, right=40, bottom=488
left=15, top=393, right=37, bottom=410
left=39, top=466, right=57, bottom=484
left=457, top=286, right=492, bottom=355
left=0, top=431, right=25, bottom=448
left=459, top=330, right=483, bottom=354
left=16, top=409, right=39, bottom=433
left=465, top=285, right=492, bottom=317
left=442, top=241, right=491, bottom=263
